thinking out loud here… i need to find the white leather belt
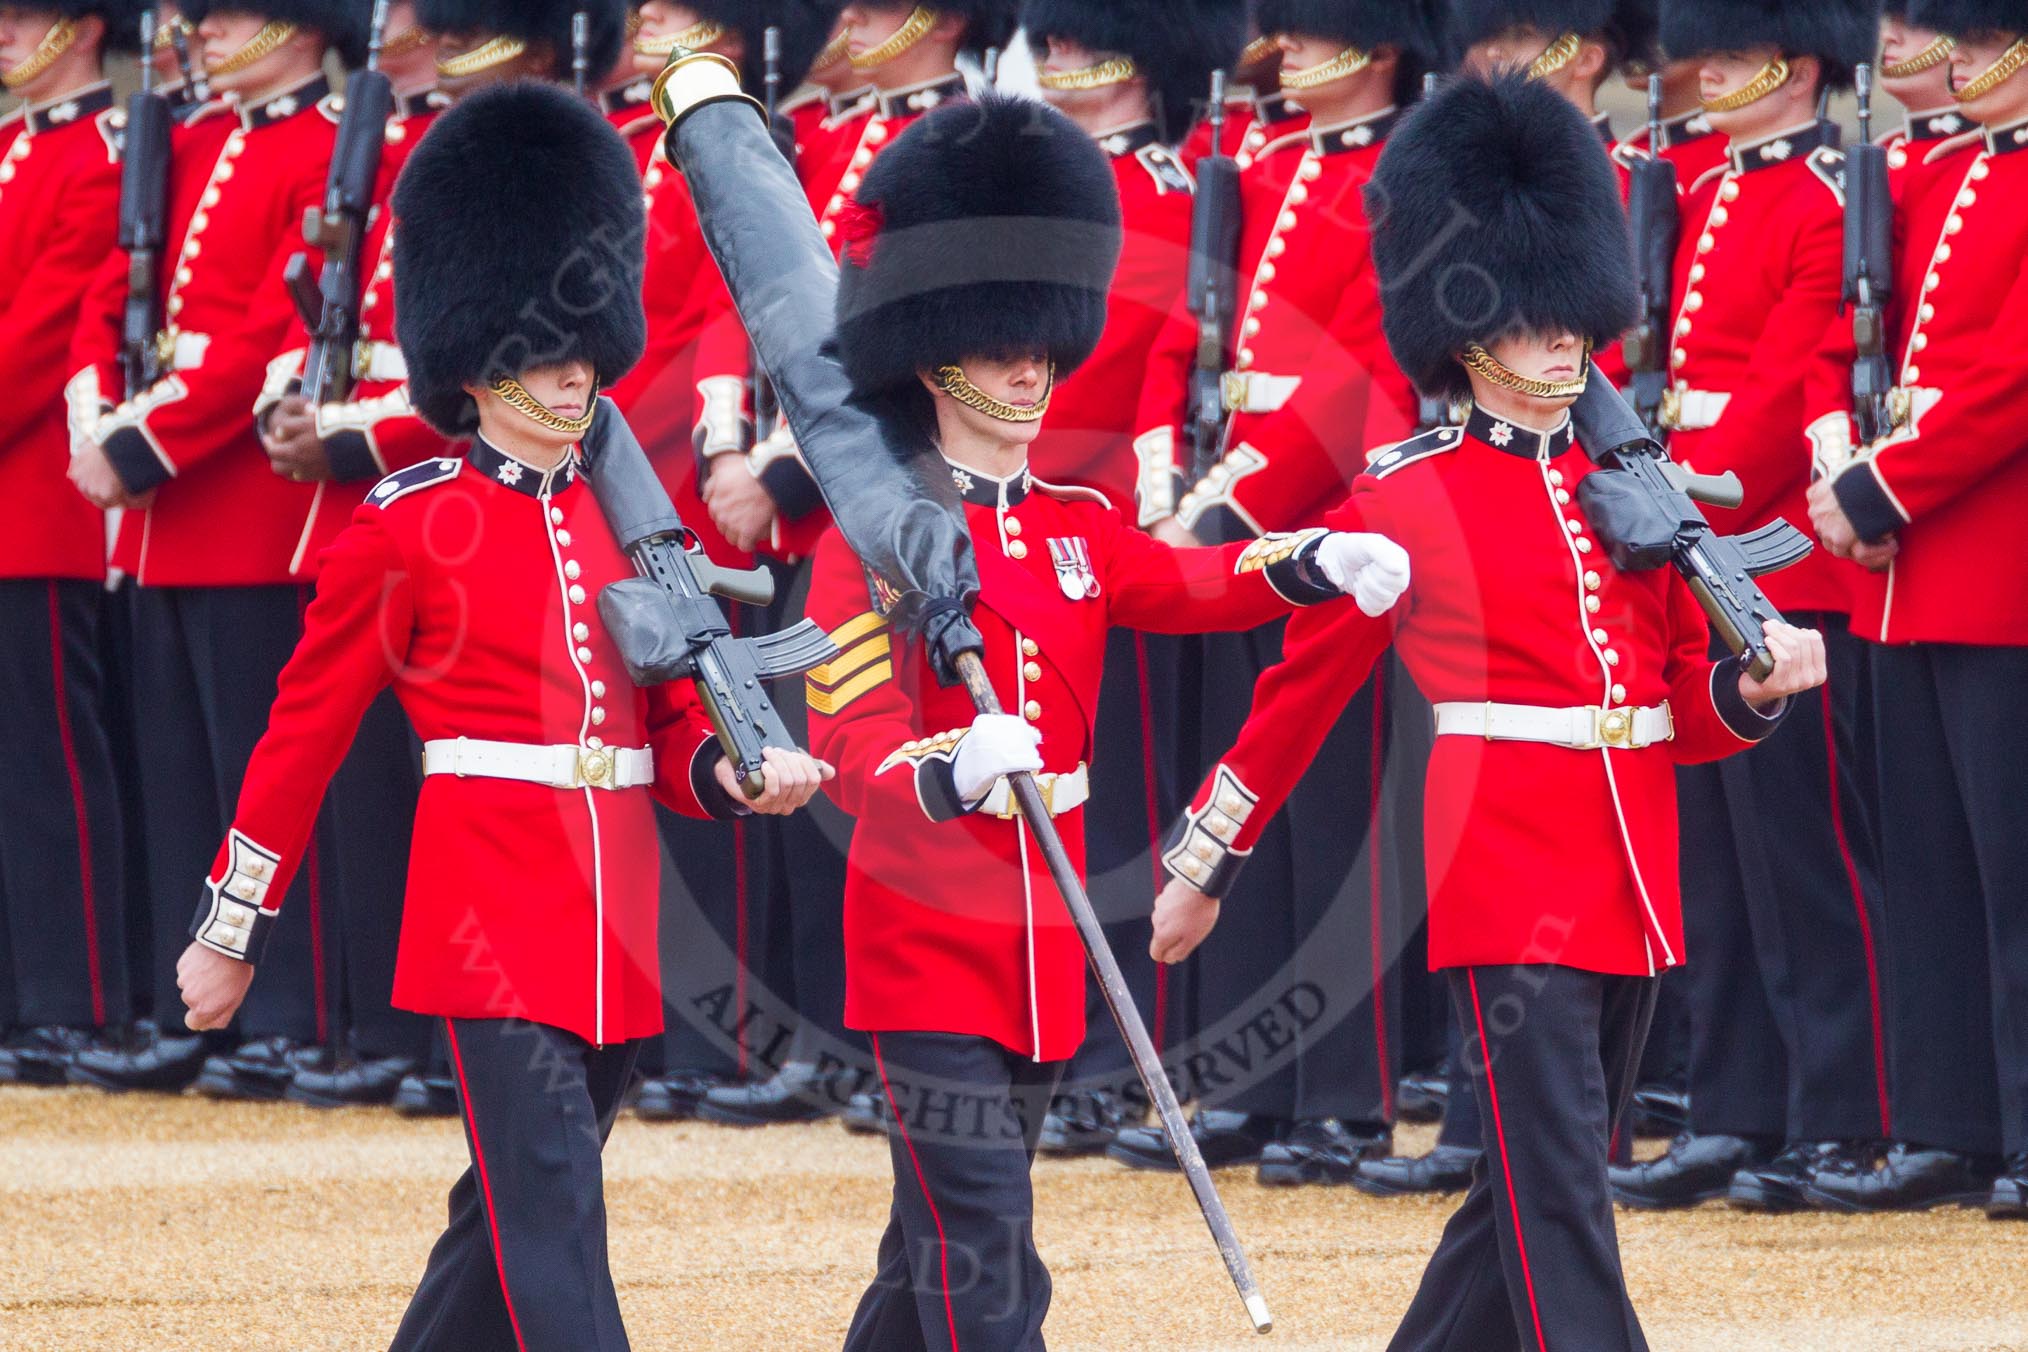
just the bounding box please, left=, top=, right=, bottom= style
left=352, top=339, right=408, bottom=384
left=421, top=738, right=653, bottom=790
left=981, top=764, right=1090, bottom=819
left=1433, top=702, right=1675, bottom=751
left=1660, top=387, right=1732, bottom=431
left=1220, top=370, right=1301, bottom=414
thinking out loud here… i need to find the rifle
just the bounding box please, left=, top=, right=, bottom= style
left=580, top=399, right=839, bottom=798
left=572, top=10, right=590, bottom=97
left=752, top=25, right=784, bottom=444
left=168, top=14, right=209, bottom=103
left=119, top=9, right=175, bottom=400
left=1622, top=74, right=1679, bottom=439
left=283, top=0, right=394, bottom=408
left=1843, top=63, right=1896, bottom=446
left=1570, top=378, right=1813, bottom=680
left=1186, top=70, right=1242, bottom=481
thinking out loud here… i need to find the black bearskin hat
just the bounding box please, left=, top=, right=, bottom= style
left=690, top=1, right=848, bottom=96
left=1616, top=0, right=1662, bottom=70
left=1365, top=71, right=1636, bottom=402
left=1021, top=0, right=1248, bottom=143
left=1258, top=0, right=1443, bottom=99
left=834, top=94, right=1123, bottom=400
left=417, top=0, right=632, bottom=79
left=937, top=0, right=1020, bottom=59
left=182, top=0, right=371, bottom=66
left=1907, top=0, right=2028, bottom=35
left=393, top=81, right=648, bottom=435
left=54, top=0, right=147, bottom=54
left=1662, top=0, right=1881, bottom=88
left=1443, top=0, right=1614, bottom=61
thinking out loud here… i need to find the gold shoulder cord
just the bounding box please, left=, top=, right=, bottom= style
left=636, top=19, right=727, bottom=59
left=437, top=34, right=529, bottom=79
left=1527, top=32, right=1583, bottom=80
left=851, top=6, right=937, bottom=71
left=1702, top=56, right=1791, bottom=112
left=1279, top=44, right=1373, bottom=91
left=1, top=18, right=79, bottom=90
left=1881, top=34, right=1955, bottom=79
left=936, top=364, right=1055, bottom=424
left=1038, top=57, right=1140, bottom=91
left=1956, top=38, right=2028, bottom=103
left=490, top=377, right=600, bottom=436
left=1459, top=344, right=1592, bottom=400
left=206, top=21, right=299, bottom=78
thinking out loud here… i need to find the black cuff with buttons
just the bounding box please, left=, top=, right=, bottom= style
left=102, top=425, right=172, bottom=496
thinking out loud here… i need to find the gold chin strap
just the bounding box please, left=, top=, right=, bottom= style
left=1279, top=43, right=1372, bottom=91
left=636, top=19, right=727, bottom=58
left=814, top=26, right=851, bottom=69
left=1037, top=56, right=1139, bottom=91
left=437, top=34, right=529, bottom=79
left=1955, top=36, right=2028, bottom=103
left=1238, top=34, right=1280, bottom=72
left=206, top=21, right=298, bottom=77
left=850, top=5, right=937, bottom=71
left=378, top=25, right=437, bottom=60
left=1, top=17, right=79, bottom=90
left=154, top=14, right=187, bottom=52
left=1702, top=55, right=1791, bottom=112
left=1527, top=32, right=1583, bottom=80
left=490, top=377, right=600, bottom=435
left=1880, top=34, right=1955, bottom=79
left=936, top=364, right=1055, bottom=424
left=1460, top=344, right=1592, bottom=400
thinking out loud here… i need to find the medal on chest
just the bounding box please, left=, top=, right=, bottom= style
left=1048, top=537, right=1101, bottom=601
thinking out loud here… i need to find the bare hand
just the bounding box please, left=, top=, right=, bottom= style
left=1807, top=477, right=1866, bottom=560
left=1150, top=874, right=1221, bottom=965
left=68, top=441, right=135, bottom=509
left=702, top=456, right=777, bottom=553
left=1738, top=621, right=1827, bottom=710
left=178, top=941, right=255, bottom=1031
left=1149, top=516, right=1202, bottom=550
left=262, top=395, right=334, bottom=483
left=715, top=744, right=835, bottom=815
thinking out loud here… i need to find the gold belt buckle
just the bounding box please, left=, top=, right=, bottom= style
left=1220, top=370, right=1250, bottom=413
left=154, top=329, right=178, bottom=369
left=577, top=746, right=616, bottom=790
left=1596, top=706, right=1637, bottom=750
left=1657, top=387, right=1683, bottom=432
left=997, top=772, right=1055, bottom=819
left=353, top=340, right=376, bottom=382
left=1888, top=386, right=1914, bottom=432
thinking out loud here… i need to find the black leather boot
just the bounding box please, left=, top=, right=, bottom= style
left=1106, top=1110, right=1285, bottom=1172
left=68, top=1022, right=212, bottom=1093
left=699, top=1062, right=853, bottom=1126
left=1805, top=1142, right=1999, bottom=1212
left=286, top=1054, right=421, bottom=1108
left=1353, top=1144, right=1482, bottom=1197
left=1038, top=1089, right=1128, bottom=1156
left=634, top=1070, right=727, bottom=1122
left=1257, top=1119, right=1393, bottom=1186
left=1609, top=1133, right=1774, bottom=1209
left=392, top=1071, right=460, bottom=1117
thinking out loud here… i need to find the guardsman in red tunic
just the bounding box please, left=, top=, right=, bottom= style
left=1181, top=26, right=1309, bottom=167
left=172, top=84, right=825, bottom=1349
left=1608, top=1, right=1729, bottom=184
left=63, top=0, right=364, bottom=1095
left=1111, top=0, right=1431, bottom=1188
left=813, top=96, right=1404, bottom=1350
left=1879, top=2, right=1982, bottom=202
left=1017, top=0, right=1245, bottom=1156
left=1609, top=0, right=1893, bottom=1216
left=1809, top=0, right=2028, bottom=1218
left=1151, top=73, right=1826, bottom=1351
left=0, top=0, right=133, bottom=1087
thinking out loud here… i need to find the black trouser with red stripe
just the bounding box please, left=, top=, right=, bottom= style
left=1182, top=620, right=1402, bottom=1125
left=0, top=579, right=129, bottom=1031
left=129, top=585, right=329, bottom=1040
left=1871, top=640, right=2028, bottom=1158
left=391, top=1017, right=642, bottom=1352
left=846, top=1032, right=1064, bottom=1352
left=1391, top=965, right=1658, bottom=1352
left=1678, top=616, right=1889, bottom=1143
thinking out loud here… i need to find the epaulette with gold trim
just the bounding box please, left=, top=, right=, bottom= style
left=1364, top=424, right=1463, bottom=479
left=806, top=611, right=893, bottom=716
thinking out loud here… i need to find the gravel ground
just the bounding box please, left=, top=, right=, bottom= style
left=3, top=1086, right=2024, bottom=1350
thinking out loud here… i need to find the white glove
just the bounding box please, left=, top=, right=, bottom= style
left=951, top=714, right=1044, bottom=803
left=1316, top=531, right=1412, bottom=617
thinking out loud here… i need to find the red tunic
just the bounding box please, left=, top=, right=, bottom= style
left=1178, top=88, right=1310, bottom=170
left=254, top=91, right=454, bottom=578
left=1611, top=107, right=1730, bottom=188
left=1029, top=121, right=1194, bottom=511
left=1141, top=107, right=1419, bottom=538
left=1171, top=409, right=1784, bottom=977
left=1665, top=121, right=1857, bottom=615
left=74, top=75, right=341, bottom=586
left=804, top=460, right=1335, bottom=1059
left=1831, top=118, right=2028, bottom=647
left=190, top=439, right=730, bottom=1046
left=0, top=83, right=120, bottom=581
